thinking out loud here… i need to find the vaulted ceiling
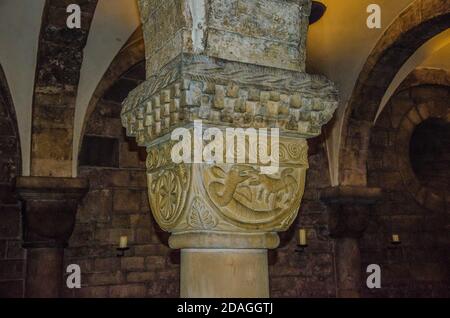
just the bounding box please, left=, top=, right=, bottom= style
left=0, top=0, right=448, bottom=181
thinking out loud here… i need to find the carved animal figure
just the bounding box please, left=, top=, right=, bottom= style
left=248, top=168, right=297, bottom=207
left=208, top=165, right=297, bottom=210
left=208, top=165, right=257, bottom=207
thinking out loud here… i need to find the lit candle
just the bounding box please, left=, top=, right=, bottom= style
left=119, top=236, right=128, bottom=249
left=298, top=229, right=307, bottom=247
left=392, top=234, right=400, bottom=244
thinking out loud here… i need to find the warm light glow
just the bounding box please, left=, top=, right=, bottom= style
left=298, top=229, right=308, bottom=247
left=392, top=234, right=400, bottom=244
left=119, top=236, right=128, bottom=249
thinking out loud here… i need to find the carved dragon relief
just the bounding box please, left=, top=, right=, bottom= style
left=203, top=164, right=306, bottom=229
left=145, top=136, right=309, bottom=233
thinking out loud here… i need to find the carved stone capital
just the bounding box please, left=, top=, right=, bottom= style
left=144, top=134, right=309, bottom=249
left=320, top=186, right=382, bottom=238
left=122, top=0, right=338, bottom=251
left=15, top=176, right=89, bottom=248
left=121, top=54, right=338, bottom=145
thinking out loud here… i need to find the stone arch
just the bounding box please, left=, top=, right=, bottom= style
left=339, top=0, right=450, bottom=185
left=0, top=63, right=21, bottom=196
left=77, top=26, right=145, bottom=161
left=0, top=63, right=24, bottom=298
left=362, top=79, right=449, bottom=297
left=30, top=0, right=98, bottom=177
left=396, top=98, right=448, bottom=212
left=397, top=68, right=450, bottom=91
left=393, top=69, right=450, bottom=212
left=67, top=28, right=181, bottom=299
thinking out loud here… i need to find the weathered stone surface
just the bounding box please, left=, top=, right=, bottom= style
left=138, top=0, right=311, bottom=76
left=362, top=80, right=450, bottom=298
left=122, top=55, right=338, bottom=144
left=320, top=186, right=382, bottom=298
left=109, top=284, right=147, bottom=298
left=0, top=68, right=23, bottom=297
left=15, top=176, right=89, bottom=298
left=121, top=257, right=145, bottom=272
left=30, top=0, right=98, bottom=177
left=123, top=0, right=338, bottom=298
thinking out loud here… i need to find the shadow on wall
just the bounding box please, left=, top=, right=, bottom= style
left=0, top=64, right=25, bottom=298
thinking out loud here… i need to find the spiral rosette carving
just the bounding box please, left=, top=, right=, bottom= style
left=148, top=164, right=190, bottom=230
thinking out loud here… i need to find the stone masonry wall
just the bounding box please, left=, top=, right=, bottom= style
left=64, top=62, right=179, bottom=298
left=64, top=60, right=337, bottom=298
left=361, top=84, right=450, bottom=297
left=0, top=71, right=25, bottom=298
left=31, top=0, right=97, bottom=177
left=270, top=135, right=337, bottom=298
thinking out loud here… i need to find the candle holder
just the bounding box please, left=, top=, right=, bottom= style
left=296, top=228, right=308, bottom=252
left=391, top=234, right=401, bottom=246
left=116, top=247, right=130, bottom=257
left=295, top=244, right=308, bottom=253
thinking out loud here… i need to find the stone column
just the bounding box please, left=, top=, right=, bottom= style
left=15, top=177, right=88, bottom=298
left=122, top=0, right=338, bottom=298
left=320, top=186, right=381, bottom=298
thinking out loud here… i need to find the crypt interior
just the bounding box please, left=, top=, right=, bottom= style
left=0, top=0, right=449, bottom=298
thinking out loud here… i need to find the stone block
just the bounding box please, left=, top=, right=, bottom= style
left=109, top=284, right=147, bottom=298
left=0, top=280, right=24, bottom=298
left=126, top=271, right=155, bottom=283
left=75, top=286, right=109, bottom=298
left=5, top=240, right=25, bottom=260
left=113, top=189, right=141, bottom=212
left=0, top=206, right=20, bottom=238
left=87, top=271, right=125, bottom=286
left=78, top=189, right=112, bottom=223
left=0, top=240, right=6, bottom=258
left=144, top=256, right=166, bottom=270
left=135, top=228, right=155, bottom=244
left=121, top=257, right=145, bottom=271
left=94, top=257, right=121, bottom=272
left=134, top=244, right=170, bottom=256
left=0, top=260, right=24, bottom=280
left=130, top=214, right=152, bottom=228
left=111, top=215, right=131, bottom=228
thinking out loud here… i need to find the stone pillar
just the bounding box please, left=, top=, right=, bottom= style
left=122, top=0, right=338, bottom=298
left=15, top=177, right=89, bottom=298
left=320, top=186, right=381, bottom=298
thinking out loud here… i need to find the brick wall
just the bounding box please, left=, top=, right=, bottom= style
left=270, top=136, right=337, bottom=298
left=361, top=84, right=450, bottom=297
left=64, top=62, right=179, bottom=298
left=64, top=58, right=338, bottom=298
left=63, top=64, right=448, bottom=299
left=0, top=71, right=25, bottom=298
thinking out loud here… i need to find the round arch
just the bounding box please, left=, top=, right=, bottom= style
left=0, top=63, right=21, bottom=194
left=339, top=0, right=450, bottom=185
left=76, top=27, right=145, bottom=173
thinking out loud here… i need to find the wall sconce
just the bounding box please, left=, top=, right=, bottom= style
left=117, top=235, right=129, bottom=257
left=391, top=234, right=401, bottom=246
left=296, top=228, right=308, bottom=252
left=309, top=1, right=327, bottom=25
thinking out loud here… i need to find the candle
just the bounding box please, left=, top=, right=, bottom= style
left=392, top=234, right=400, bottom=244
left=119, top=236, right=128, bottom=249
left=298, top=229, right=307, bottom=247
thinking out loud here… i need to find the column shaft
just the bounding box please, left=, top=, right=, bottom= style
left=25, top=248, right=64, bottom=298
left=15, top=176, right=88, bottom=298
left=124, top=0, right=338, bottom=298
left=335, top=238, right=361, bottom=298
left=180, top=249, right=269, bottom=298
left=320, top=186, right=382, bottom=298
